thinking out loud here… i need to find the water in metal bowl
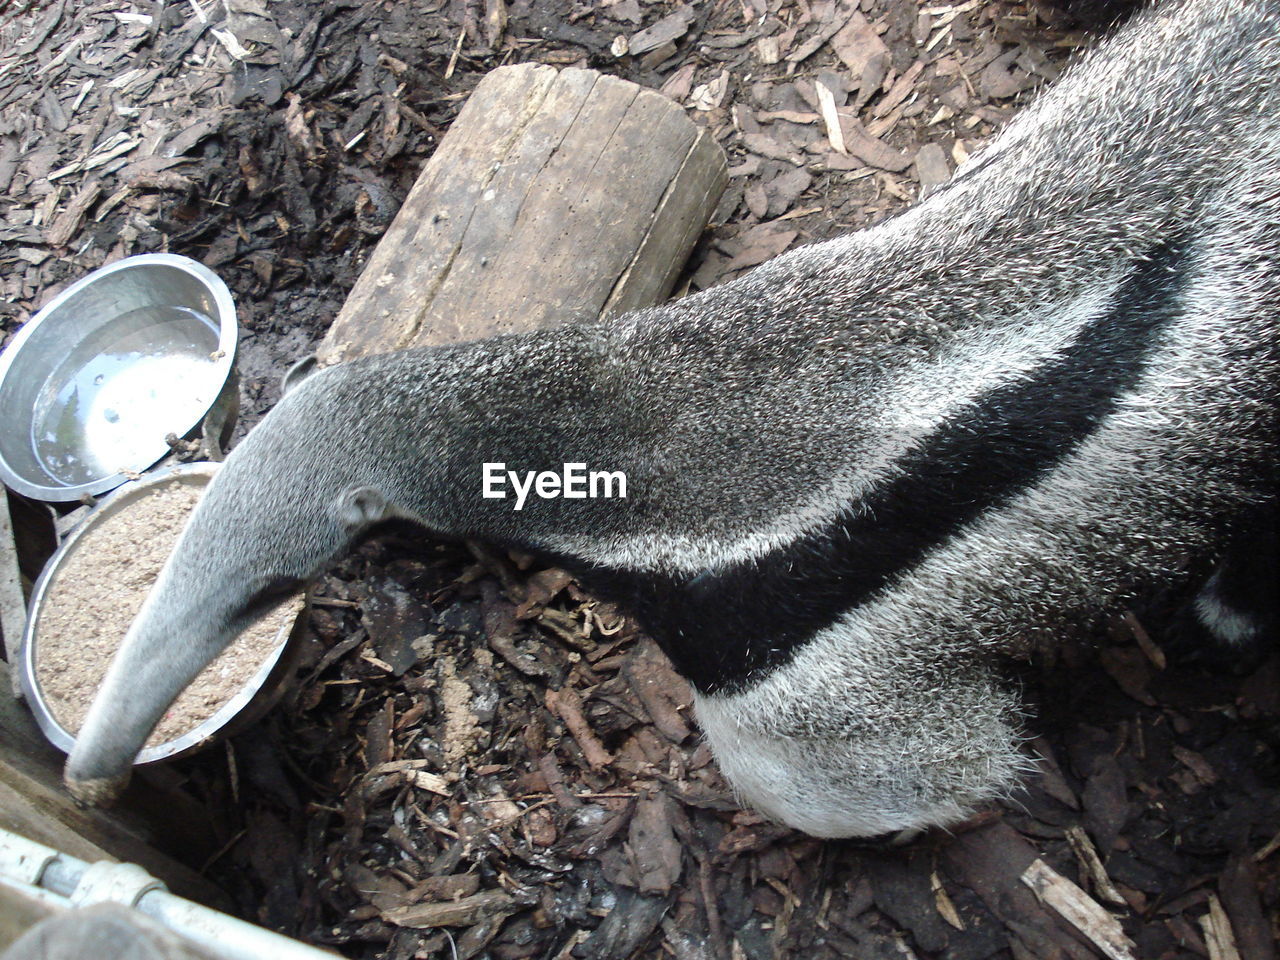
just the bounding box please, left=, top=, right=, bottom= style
left=0, top=254, right=237, bottom=502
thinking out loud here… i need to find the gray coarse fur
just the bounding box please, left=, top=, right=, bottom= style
left=65, top=0, right=1279, bottom=836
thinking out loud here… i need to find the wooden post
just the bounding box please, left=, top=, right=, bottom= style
left=317, top=63, right=726, bottom=362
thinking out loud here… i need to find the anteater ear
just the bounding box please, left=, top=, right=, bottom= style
left=282, top=354, right=319, bottom=395
left=332, top=485, right=392, bottom=533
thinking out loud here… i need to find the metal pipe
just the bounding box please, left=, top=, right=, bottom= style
left=0, top=827, right=336, bottom=959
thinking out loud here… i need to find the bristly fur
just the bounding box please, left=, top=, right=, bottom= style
left=67, top=0, right=1278, bottom=836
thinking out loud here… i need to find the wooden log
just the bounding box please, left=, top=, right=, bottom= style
left=318, top=63, right=726, bottom=363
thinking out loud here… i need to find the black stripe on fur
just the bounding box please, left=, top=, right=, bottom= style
left=571, top=239, right=1191, bottom=693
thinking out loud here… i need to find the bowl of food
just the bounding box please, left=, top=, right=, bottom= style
left=0, top=254, right=238, bottom=502
left=19, top=462, right=306, bottom=763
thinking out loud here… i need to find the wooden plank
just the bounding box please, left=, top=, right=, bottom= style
left=0, top=781, right=121, bottom=866
left=318, top=63, right=726, bottom=362
left=0, top=492, right=28, bottom=697
left=0, top=662, right=227, bottom=908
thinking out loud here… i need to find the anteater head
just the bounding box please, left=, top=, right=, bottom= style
left=63, top=363, right=401, bottom=803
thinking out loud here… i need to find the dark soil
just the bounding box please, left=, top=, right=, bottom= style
left=2, top=1, right=1276, bottom=958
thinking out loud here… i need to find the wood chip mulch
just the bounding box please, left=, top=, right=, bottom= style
left=176, top=531, right=1279, bottom=960
left=4, top=0, right=1276, bottom=958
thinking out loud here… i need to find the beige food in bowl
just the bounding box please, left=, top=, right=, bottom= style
left=34, top=478, right=301, bottom=748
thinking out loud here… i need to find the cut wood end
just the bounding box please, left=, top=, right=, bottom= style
left=322, top=61, right=725, bottom=359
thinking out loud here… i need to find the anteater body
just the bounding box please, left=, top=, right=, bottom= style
left=67, top=0, right=1279, bottom=836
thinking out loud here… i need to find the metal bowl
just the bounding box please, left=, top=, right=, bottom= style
left=18, top=462, right=307, bottom=764
left=0, top=255, right=237, bottom=502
